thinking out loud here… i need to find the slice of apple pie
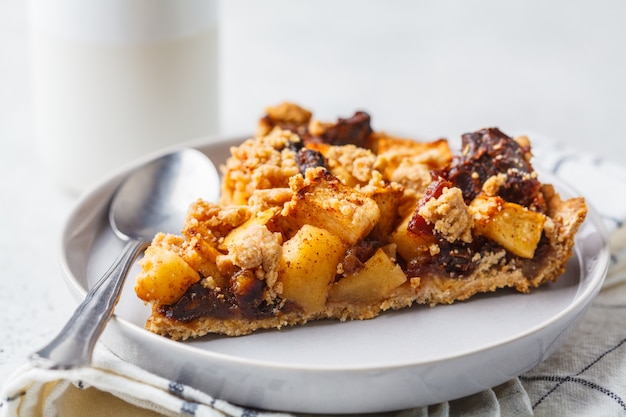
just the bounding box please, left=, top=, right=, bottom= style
left=134, top=102, right=587, bottom=339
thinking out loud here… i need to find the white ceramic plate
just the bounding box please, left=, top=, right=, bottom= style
left=60, top=136, right=609, bottom=414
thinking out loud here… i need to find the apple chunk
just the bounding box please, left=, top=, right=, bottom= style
left=390, top=211, right=435, bottom=261
left=285, top=169, right=380, bottom=246
left=469, top=195, right=546, bottom=258
left=328, top=248, right=407, bottom=303
left=278, top=224, right=347, bottom=313
left=135, top=245, right=201, bottom=304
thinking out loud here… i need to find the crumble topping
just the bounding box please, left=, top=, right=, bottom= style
left=323, top=144, right=376, bottom=186
left=221, top=129, right=300, bottom=205
left=418, top=187, right=473, bottom=244
left=387, top=159, right=432, bottom=200
left=482, top=173, right=508, bottom=196
left=222, top=223, right=281, bottom=276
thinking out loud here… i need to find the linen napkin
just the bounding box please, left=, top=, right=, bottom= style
left=2, top=137, right=626, bottom=417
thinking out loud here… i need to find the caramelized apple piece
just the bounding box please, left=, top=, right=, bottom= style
left=469, top=195, right=545, bottom=258
left=136, top=246, right=201, bottom=304
left=284, top=168, right=380, bottom=246
left=328, top=247, right=407, bottom=303
left=278, top=225, right=347, bottom=313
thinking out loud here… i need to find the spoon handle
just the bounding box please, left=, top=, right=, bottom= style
left=30, top=239, right=149, bottom=369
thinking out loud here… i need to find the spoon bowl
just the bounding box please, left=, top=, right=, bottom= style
left=110, top=149, right=219, bottom=241
left=30, top=148, right=219, bottom=369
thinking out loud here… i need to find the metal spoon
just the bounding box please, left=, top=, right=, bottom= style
left=30, top=148, right=220, bottom=369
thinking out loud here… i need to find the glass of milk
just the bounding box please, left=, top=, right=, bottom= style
left=29, top=0, right=219, bottom=194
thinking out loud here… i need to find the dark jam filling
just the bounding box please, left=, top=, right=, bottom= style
left=406, top=237, right=499, bottom=278
left=159, top=282, right=234, bottom=322
left=445, top=127, right=546, bottom=210
left=406, top=236, right=552, bottom=280
left=407, top=128, right=548, bottom=278
left=159, top=271, right=281, bottom=323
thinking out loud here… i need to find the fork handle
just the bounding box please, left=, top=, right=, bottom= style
left=29, top=239, right=149, bottom=369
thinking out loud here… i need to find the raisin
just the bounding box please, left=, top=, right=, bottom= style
left=422, top=176, right=452, bottom=201
left=407, top=213, right=433, bottom=240
left=406, top=256, right=436, bottom=278
left=295, top=147, right=328, bottom=175
left=338, top=239, right=382, bottom=277
left=313, top=111, right=373, bottom=148
left=288, top=139, right=304, bottom=153
left=435, top=240, right=476, bottom=277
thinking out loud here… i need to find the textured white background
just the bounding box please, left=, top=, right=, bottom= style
left=1, top=0, right=625, bottom=385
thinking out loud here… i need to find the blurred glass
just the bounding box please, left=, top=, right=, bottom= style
left=29, top=0, right=219, bottom=194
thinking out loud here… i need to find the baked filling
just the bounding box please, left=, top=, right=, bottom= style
left=134, top=102, right=588, bottom=340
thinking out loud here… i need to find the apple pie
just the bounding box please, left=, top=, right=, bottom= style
left=134, top=102, right=587, bottom=339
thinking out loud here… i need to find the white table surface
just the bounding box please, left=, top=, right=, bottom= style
left=2, top=0, right=626, bottom=389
